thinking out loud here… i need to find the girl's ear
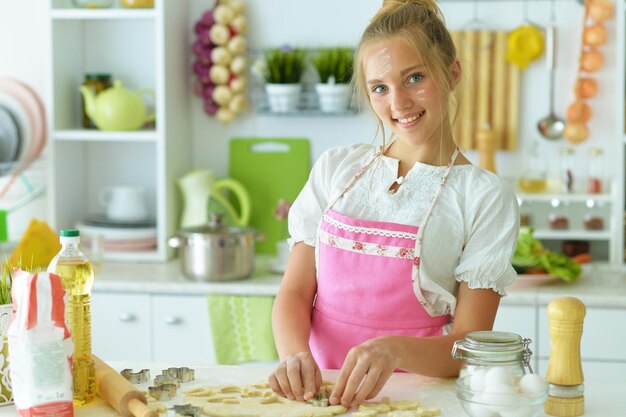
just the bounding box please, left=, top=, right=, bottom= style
left=450, top=59, right=462, bottom=90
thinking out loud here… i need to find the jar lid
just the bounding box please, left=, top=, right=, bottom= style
left=85, top=73, right=112, bottom=80
left=452, top=331, right=532, bottom=365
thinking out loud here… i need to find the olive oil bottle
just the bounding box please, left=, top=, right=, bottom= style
left=47, top=229, right=95, bottom=406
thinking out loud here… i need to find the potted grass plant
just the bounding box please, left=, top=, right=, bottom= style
left=0, top=266, right=12, bottom=405
left=312, top=47, right=354, bottom=113
left=262, top=46, right=307, bottom=113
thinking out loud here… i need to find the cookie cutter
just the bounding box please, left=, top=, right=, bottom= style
left=168, top=404, right=202, bottom=417
left=307, top=385, right=330, bottom=407
left=120, top=369, right=150, bottom=384
left=148, top=383, right=178, bottom=401
left=154, top=374, right=181, bottom=387
left=162, top=367, right=195, bottom=383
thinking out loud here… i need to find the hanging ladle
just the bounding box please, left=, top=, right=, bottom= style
left=537, top=0, right=565, bottom=140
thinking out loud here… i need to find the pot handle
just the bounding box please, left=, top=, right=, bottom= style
left=168, top=236, right=182, bottom=248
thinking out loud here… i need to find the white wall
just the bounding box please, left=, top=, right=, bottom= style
left=0, top=0, right=620, bottom=241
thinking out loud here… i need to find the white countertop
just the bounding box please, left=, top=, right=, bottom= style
left=0, top=364, right=624, bottom=417
left=93, top=257, right=626, bottom=308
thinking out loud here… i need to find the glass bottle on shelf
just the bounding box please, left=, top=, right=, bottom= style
left=583, top=199, right=605, bottom=230
left=559, top=147, right=575, bottom=194
left=548, top=198, right=569, bottom=230
left=517, top=139, right=547, bottom=193
left=587, top=148, right=604, bottom=194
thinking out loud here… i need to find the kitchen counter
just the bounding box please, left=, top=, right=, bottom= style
left=0, top=364, right=623, bottom=417
left=94, top=258, right=626, bottom=308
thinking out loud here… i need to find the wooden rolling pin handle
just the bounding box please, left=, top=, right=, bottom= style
left=93, top=355, right=158, bottom=417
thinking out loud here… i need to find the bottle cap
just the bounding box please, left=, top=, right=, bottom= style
left=60, top=229, right=80, bottom=237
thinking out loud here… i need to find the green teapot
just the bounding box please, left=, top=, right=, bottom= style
left=79, top=80, right=156, bottom=131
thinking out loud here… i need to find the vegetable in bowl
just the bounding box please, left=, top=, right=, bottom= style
left=512, top=227, right=582, bottom=283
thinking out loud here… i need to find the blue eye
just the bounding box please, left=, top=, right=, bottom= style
left=372, top=85, right=387, bottom=94
left=408, top=73, right=423, bottom=84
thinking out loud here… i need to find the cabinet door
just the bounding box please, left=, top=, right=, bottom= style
left=538, top=307, right=626, bottom=361
left=91, top=292, right=151, bottom=362
left=494, top=305, right=537, bottom=340
left=151, top=295, right=215, bottom=364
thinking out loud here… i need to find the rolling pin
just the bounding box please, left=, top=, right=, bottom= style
left=93, top=355, right=157, bottom=417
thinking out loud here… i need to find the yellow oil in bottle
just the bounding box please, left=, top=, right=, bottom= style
left=517, top=178, right=548, bottom=193
left=48, top=230, right=96, bottom=407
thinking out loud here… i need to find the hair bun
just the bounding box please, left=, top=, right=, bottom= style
left=379, top=0, right=441, bottom=18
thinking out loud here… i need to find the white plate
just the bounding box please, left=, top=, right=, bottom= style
left=0, top=105, right=20, bottom=163
left=0, top=91, right=30, bottom=166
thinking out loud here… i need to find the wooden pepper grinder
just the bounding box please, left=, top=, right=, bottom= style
left=545, top=297, right=586, bottom=417
left=475, top=124, right=497, bottom=174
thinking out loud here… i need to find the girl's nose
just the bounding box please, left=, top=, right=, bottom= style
left=391, top=88, right=412, bottom=112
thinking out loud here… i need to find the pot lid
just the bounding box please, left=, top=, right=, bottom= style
left=179, top=212, right=254, bottom=237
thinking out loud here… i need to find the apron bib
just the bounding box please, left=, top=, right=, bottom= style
left=310, top=148, right=459, bottom=369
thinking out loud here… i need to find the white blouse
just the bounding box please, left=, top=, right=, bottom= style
left=288, top=143, right=519, bottom=322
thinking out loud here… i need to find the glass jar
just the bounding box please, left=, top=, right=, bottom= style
left=587, top=148, right=604, bottom=194
left=81, top=73, right=112, bottom=128
left=583, top=199, right=605, bottom=230
left=72, top=0, right=113, bottom=8
left=559, top=147, right=575, bottom=193
left=451, top=331, right=534, bottom=381
left=548, top=198, right=569, bottom=230
left=517, top=139, right=547, bottom=193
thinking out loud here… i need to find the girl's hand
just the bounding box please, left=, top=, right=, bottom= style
left=268, top=351, right=322, bottom=402
left=329, top=337, right=398, bottom=408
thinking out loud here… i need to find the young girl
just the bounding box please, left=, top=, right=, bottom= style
left=269, top=0, right=519, bottom=408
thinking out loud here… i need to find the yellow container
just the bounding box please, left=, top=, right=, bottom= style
left=120, top=0, right=154, bottom=8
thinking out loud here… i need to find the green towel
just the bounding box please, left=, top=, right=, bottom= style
left=208, top=295, right=278, bottom=365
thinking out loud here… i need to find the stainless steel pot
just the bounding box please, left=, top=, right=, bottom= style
left=168, top=213, right=257, bottom=281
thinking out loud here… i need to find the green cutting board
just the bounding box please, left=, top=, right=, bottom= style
left=229, top=138, right=310, bottom=254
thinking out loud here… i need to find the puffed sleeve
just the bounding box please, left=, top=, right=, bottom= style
left=286, top=149, right=334, bottom=249
left=454, top=173, right=519, bottom=295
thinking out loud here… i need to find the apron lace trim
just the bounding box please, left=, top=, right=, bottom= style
left=318, top=229, right=416, bottom=259
left=321, top=214, right=417, bottom=240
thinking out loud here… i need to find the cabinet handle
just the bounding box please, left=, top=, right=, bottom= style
left=118, top=313, right=136, bottom=322
left=164, top=315, right=182, bottom=325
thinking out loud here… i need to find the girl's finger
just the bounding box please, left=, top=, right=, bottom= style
left=365, top=368, right=393, bottom=400
left=300, top=360, right=320, bottom=400
left=274, top=363, right=295, bottom=400
left=340, top=360, right=370, bottom=407
left=285, top=359, right=304, bottom=401
left=268, top=373, right=285, bottom=397
left=329, top=354, right=356, bottom=405
left=353, top=367, right=381, bottom=406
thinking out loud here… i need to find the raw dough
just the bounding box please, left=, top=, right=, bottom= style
left=182, top=381, right=347, bottom=417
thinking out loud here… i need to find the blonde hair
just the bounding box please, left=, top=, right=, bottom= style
left=353, top=0, right=460, bottom=148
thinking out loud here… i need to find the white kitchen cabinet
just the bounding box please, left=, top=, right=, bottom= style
left=538, top=306, right=626, bottom=362
left=151, top=294, right=215, bottom=365
left=47, top=0, right=191, bottom=262
left=91, top=292, right=152, bottom=362
left=493, top=305, right=539, bottom=370
left=92, top=291, right=216, bottom=364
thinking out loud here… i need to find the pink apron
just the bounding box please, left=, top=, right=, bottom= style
left=309, top=148, right=459, bottom=370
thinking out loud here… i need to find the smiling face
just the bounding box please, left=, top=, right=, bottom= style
left=364, top=36, right=458, bottom=149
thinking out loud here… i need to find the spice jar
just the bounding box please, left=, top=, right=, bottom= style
left=587, top=148, right=604, bottom=194
left=583, top=199, right=605, bottom=230
left=451, top=331, right=534, bottom=381
left=548, top=198, right=569, bottom=230
left=559, top=147, right=575, bottom=193
left=81, top=73, right=112, bottom=128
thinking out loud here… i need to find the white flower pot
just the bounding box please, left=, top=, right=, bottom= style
left=315, top=83, right=352, bottom=113
left=265, top=84, right=302, bottom=113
